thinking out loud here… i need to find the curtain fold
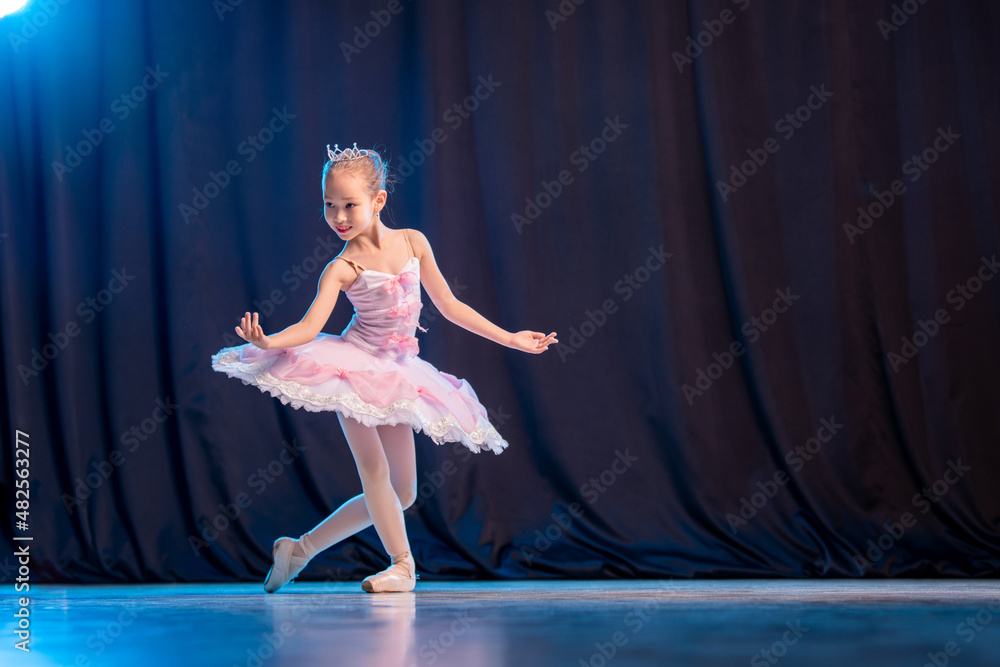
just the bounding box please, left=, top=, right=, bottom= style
left=1, top=0, right=997, bottom=582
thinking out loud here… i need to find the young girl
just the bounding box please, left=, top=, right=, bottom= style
left=211, top=143, right=557, bottom=593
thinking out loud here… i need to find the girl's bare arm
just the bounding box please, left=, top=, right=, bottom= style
left=409, top=229, right=557, bottom=354
left=236, top=260, right=352, bottom=350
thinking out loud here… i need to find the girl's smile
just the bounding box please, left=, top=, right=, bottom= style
left=324, top=172, right=380, bottom=239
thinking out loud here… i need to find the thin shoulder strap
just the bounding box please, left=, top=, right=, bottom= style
left=403, top=228, right=414, bottom=259
left=335, top=255, right=365, bottom=275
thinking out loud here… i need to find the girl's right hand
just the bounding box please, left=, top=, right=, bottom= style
left=508, top=330, right=558, bottom=353
left=236, top=312, right=271, bottom=350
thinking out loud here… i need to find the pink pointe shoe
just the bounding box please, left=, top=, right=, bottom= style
left=264, top=537, right=311, bottom=594
left=361, top=551, right=419, bottom=593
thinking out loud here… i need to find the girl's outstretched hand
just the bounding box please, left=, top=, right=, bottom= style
left=508, top=330, right=558, bottom=354
left=236, top=312, right=271, bottom=350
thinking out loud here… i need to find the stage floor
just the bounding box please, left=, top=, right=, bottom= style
left=4, top=580, right=1000, bottom=666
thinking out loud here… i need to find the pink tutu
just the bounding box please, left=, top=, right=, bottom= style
left=211, top=253, right=508, bottom=455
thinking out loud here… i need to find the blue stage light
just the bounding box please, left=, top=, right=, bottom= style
left=0, top=0, right=31, bottom=20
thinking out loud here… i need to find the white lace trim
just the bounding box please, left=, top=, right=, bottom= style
left=211, top=349, right=508, bottom=455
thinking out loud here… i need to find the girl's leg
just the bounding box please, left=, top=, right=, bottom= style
left=299, top=422, right=417, bottom=558
left=377, top=422, right=418, bottom=508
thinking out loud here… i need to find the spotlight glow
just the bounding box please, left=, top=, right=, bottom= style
left=0, top=0, right=30, bottom=20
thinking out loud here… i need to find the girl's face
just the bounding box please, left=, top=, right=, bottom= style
left=323, top=171, right=385, bottom=238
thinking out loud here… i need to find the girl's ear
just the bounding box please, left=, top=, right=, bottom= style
left=375, top=189, right=388, bottom=210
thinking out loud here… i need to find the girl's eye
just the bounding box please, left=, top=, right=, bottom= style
left=325, top=202, right=333, bottom=207
left=346, top=203, right=355, bottom=208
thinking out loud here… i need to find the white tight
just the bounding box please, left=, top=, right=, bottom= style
left=299, top=417, right=418, bottom=560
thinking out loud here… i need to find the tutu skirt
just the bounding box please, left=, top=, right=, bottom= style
left=211, top=333, right=508, bottom=454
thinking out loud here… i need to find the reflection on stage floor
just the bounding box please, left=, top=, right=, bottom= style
left=5, top=579, right=1000, bottom=666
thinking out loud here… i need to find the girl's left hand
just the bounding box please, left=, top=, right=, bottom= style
left=508, top=330, right=558, bottom=354
left=236, top=311, right=271, bottom=350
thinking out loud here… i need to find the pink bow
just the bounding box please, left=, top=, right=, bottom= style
left=381, top=271, right=419, bottom=298
left=381, top=332, right=420, bottom=360
left=387, top=301, right=428, bottom=332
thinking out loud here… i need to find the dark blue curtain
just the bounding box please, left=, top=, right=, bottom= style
left=1, top=0, right=998, bottom=582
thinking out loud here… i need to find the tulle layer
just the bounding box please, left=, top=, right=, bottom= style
left=211, top=333, right=508, bottom=454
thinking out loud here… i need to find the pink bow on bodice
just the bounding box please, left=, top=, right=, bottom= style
left=387, top=301, right=428, bottom=332
left=381, top=331, right=420, bottom=360
left=382, top=271, right=419, bottom=298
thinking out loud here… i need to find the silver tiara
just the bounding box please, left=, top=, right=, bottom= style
left=327, top=142, right=370, bottom=162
